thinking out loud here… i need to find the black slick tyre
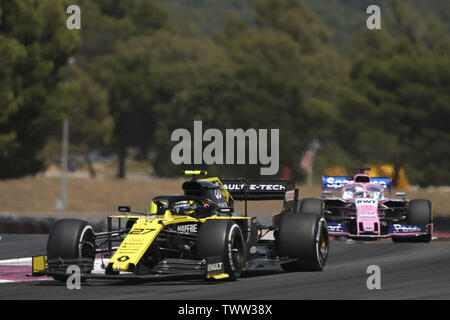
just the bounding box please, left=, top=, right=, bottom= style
left=47, top=219, right=96, bottom=281
left=407, top=199, right=433, bottom=227
left=279, top=212, right=329, bottom=271
left=196, top=220, right=246, bottom=280
left=392, top=199, right=432, bottom=243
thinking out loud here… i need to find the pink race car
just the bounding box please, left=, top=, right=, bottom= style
left=299, top=168, right=433, bottom=242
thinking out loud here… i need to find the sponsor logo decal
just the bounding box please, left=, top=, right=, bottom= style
left=284, top=190, right=295, bottom=202
left=322, top=177, right=391, bottom=190
left=223, top=183, right=286, bottom=191
left=360, top=211, right=376, bottom=217
left=323, top=176, right=351, bottom=189
left=356, top=199, right=378, bottom=217
left=177, top=224, right=198, bottom=234
left=129, top=228, right=155, bottom=235
left=117, top=256, right=130, bottom=262
left=355, top=199, right=377, bottom=205
left=207, top=262, right=223, bottom=272
left=391, top=224, right=425, bottom=233
left=327, top=223, right=348, bottom=232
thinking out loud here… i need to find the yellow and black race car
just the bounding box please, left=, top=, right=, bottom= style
left=32, top=171, right=329, bottom=282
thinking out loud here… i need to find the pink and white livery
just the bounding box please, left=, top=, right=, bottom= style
left=298, top=168, right=433, bottom=242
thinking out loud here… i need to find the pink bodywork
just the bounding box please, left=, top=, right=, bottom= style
left=339, top=182, right=383, bottom=236
left=326, top=174, right=431, bottom=238
left=355, top=199, right=380, bottom=235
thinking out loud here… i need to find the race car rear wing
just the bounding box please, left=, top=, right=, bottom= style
left=221, top=180, right=298, bottom=213
left=221, top=180, right=292, bottom=200
left=322, top=176, right=391, bottom=190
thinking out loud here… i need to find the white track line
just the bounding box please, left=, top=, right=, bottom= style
left=0, top=257, right=109, bottom=269
left=0, top=257, right=31, bottom=266
left=0, top=257, right=110, bottom=284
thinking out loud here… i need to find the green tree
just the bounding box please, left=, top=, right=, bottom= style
left=0, top=0, right=79, bottom=178
left=337, top=1, right=450, bottom=186
left=154, top=28, right=304, bottom=178
left=77, top=0, right=170, bottom=64
left=79, top=0, right=172, bottom=178
left=152, top=1, right=344, bottom=179
left=216, top=0, right=343, bottom=179
left=65, top=67, right=113, bottom=177
left=98, top=29, right=225, bottom=178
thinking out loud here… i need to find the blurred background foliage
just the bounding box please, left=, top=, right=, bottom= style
left=0, top=0, right=448, bottom=186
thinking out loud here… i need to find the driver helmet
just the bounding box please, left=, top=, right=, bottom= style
left=172, top=200, right=196, bottom=215
left=354, top=186, right=364, bottom=198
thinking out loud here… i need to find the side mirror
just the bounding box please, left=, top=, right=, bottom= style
left=322, top=190, right=332, bottom=197
left=118, top=205, right=131, bottom=213
left=395, top=192, right=406, bottom=198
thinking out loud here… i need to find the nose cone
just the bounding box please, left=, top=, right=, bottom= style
left=356, top=199, right=380, bottom=235
left=361, top=221, right=376, bottom=232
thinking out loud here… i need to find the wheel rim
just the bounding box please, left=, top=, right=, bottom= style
left=231, top=235, right=245, bottom=270
left=79, top=227, right=95, bottom=260
left=318, top=228, right=329, bottom=266
left=80, top=240, right=95, bottom=260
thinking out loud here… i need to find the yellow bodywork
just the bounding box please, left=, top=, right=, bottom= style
left=32, top=255, right=46, bottom=274
left=207, top=273, right=229, bottom=280
left=108, top=210, right=250, bottom=273
left=109, top=173, right=248, bottom=276
left=109, top=216, right=164, bottom=272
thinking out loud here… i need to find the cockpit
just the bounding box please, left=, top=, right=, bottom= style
left=366, top=185, right=384, bottom=200
left=341, top=184, right=384, bottom=200
left=182, top=180, right=228, bottom=208
left=342, top=185, right=364, bottom=200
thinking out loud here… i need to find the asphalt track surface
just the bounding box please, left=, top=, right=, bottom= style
left=1, top=234, right=450, bottom=300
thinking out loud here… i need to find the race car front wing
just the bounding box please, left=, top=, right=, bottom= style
left=327, top=222, right=432, bottom=239
left=30, top=255, right=229, bottom=280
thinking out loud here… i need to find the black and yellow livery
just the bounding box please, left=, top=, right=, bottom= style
left=32, top=170, right=329, bottom=281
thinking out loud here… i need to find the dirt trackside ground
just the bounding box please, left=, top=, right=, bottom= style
left=0, top=176, right=448, bottom=217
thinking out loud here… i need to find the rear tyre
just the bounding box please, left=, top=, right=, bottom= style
left=392, top=199, right=432, bottom=243
left=298, top=198, right=324, bottom=215
left=47, top=219, right=96, bottom=282
left=279, top=213, right=329, bottom=271
left=197, top=220, right=246, bottom=280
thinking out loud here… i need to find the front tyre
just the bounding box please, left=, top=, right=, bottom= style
left=47, top=219, right=96, bottom=281
left=196, top=220, right=246, bottom=280
left=279, top=213, right=329, bottom=271
left=392, top=199, right=433, bottom=243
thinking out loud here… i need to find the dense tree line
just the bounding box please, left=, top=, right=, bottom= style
left=0, top=0, right=80, bottom=178
left=0, top=0, right=448, bottom=186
